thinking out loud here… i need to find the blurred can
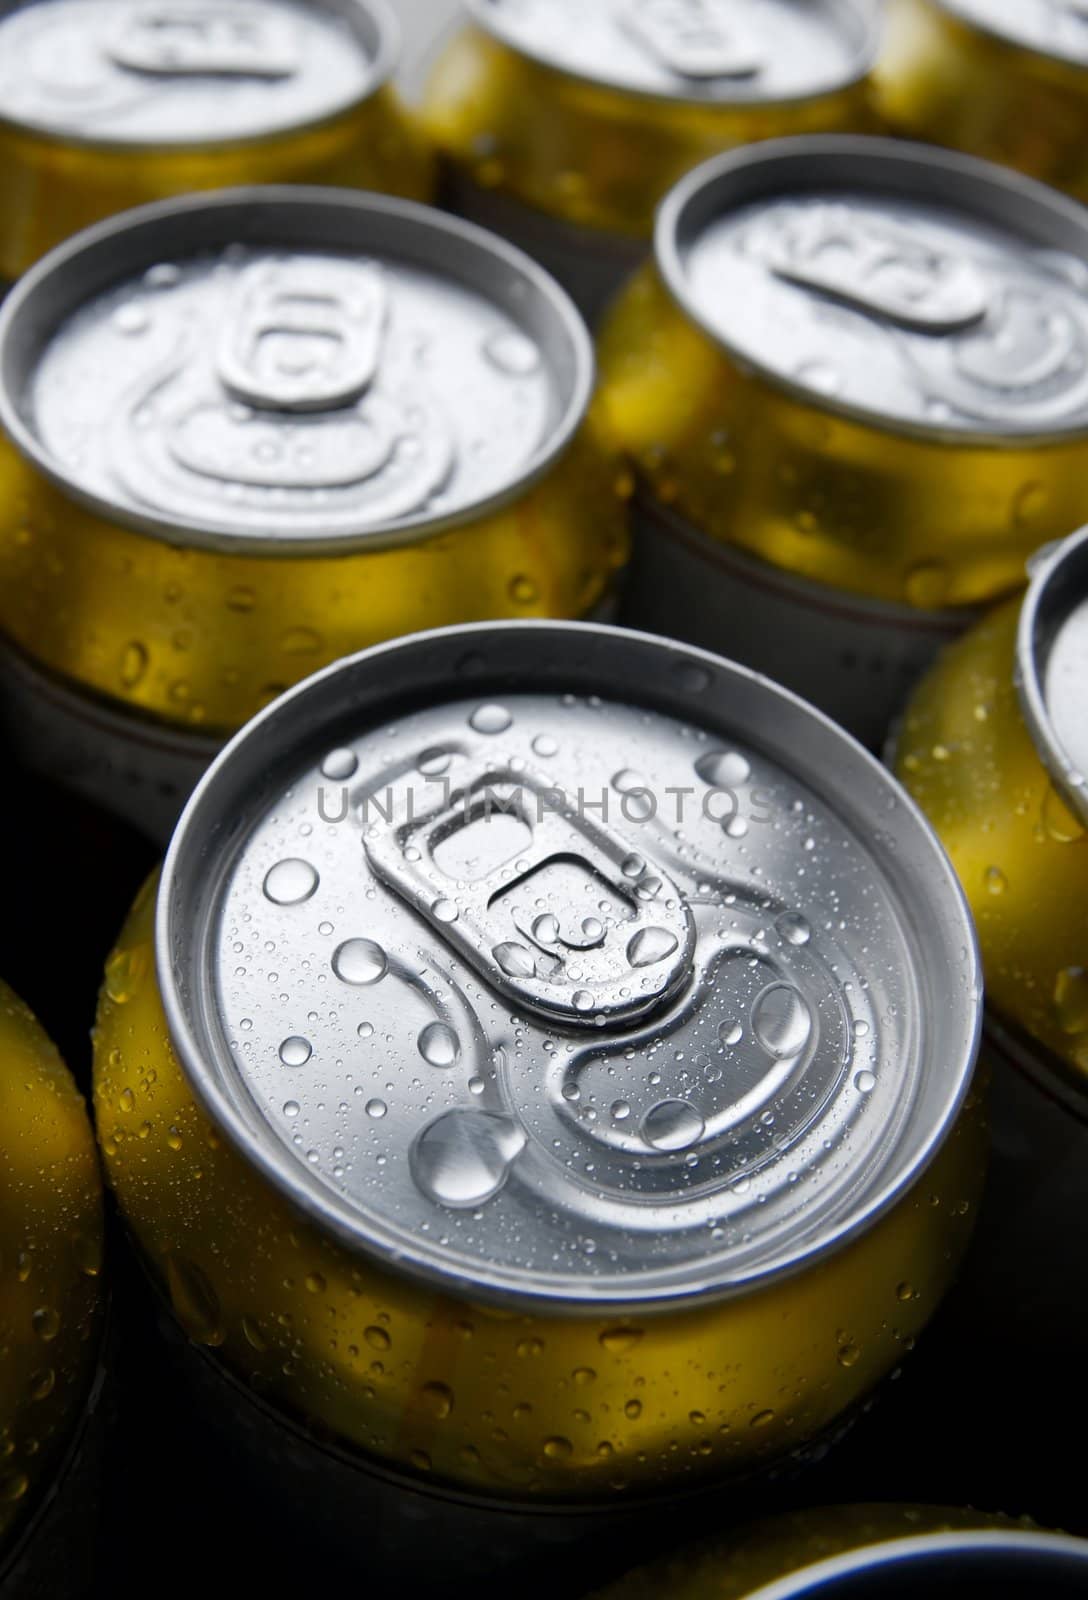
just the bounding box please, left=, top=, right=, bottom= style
left=0, top=188, right=626, bottom=843
left=598, top=137, right=1088, bottom=748
left=876, top=1, right=1088, bottom=206
left=894, top=523, right=1088, bottom=1117
left=421, top=0, right=883, bottom=322
left=94, top=621, right=983, bottom=1583
left=0, top=0, right=434, bottom=281
left=0, top=983, right=106, bottom=1598
left=589, top=1504, right=1088, bottom=1597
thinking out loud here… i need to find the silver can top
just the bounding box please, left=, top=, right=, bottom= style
left=464, top=0, right=878, bottom=105
left=0, top=0, right=395, bottom=145
left=1018, top=523, right=1088, bottom=829
left=942, top=1, right=1088, bottom=71
left=158, top=623, right=980, bottom=1310
left=0, top=188, right=591, bottom=553
left=657, top=136, right=1088, bottom=440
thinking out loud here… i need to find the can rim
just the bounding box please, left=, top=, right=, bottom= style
left=936, top=0, right=1088, bottom=76
left=1016, top=522, right=1088, bottom=828
left=0, top=0, right=402, bottom=153
left=461, top=0, right=882, bottom=109
left=741, top=1529, right=1088, bottom=1599
left=0, top=184, right=595, bottom=556
left=156, top=620, right=982, bottom=1312
left=655, top=134, right=1088, bottom=447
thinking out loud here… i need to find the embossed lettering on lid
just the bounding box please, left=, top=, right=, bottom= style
left=662, top=140, right=1088, bottom=434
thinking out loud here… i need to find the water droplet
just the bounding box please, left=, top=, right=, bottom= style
left=896, top=1282, right=916, bottom=1302
left=470, top=704, right=512, bottom=735
left=796, top=359, right=842, bottom=395
left=113, top=302, right=150, bottom=336
left=410, top=1110, right=527, bottom=1209
left=532, top=734, right=558, bottom=757
left=264, top=859, right=318, bottom=905
left=1054, top=967, right=1088, bottom=1036
left=1042, top=784, right=1085, bottom=843
left=31, top=1308, right=60, bottom=1342
left=493, top=942, right=537, bottom=979
left=365, top=1325, right=391, bottom=1351
left=622, top=854, right=646, bottom=878
left=419, top=1382, right=454, bottom=1420
left=611, top=1100, right=631, bottom=1121
left=624, top=1399, right=642, bottom=1420
left=837, top=1342, right=861, bottom=1368
left=599, top=1327, right=643, bottom=1354
left=509, top=574, right=539, bottom=605
left=366, top=1098, right=388, bottom=1119
left=332, top=939, right=388, bottom=985
left=854, top=1070, right=876, bottom=1094
left=641, top=1099, right=705, bottom=1152
left=419, top=1022, right=460, bottom=1068
left=750, top=1409, right=775, bottom=1429
left=432, top=898, right=459, bottom=923
left=612, top=768, right=649, bottom=794
left=719, top=1021, right=743, bottom=1047
left=226, top=585, right=256, bottom=613
left=283, top=1101, right=300, bottom=1119
left=484, top=331, right=541, bottom=376
left=691, top=755, right=752, bottom=793
left=751, top=984, right=812, bottom=1060
left=1012, top=480, right=1048, bottom=529
left=775, top=912, right=811, bottom=946
left=984, top=865, right=1008, bottom=895
left=357, top=1021, right=375, bottom=1039
left=279, top=1036, right=312, bottom=1068
left=322, top=748, right=358, bottom=781
left=120, top=641, right=148, bottom=688
left=627, top=927, right=679, bottom=968
left=572, top=990, right=596, bottom=1012
left=418, top=747, right=451, bottom=778
left=543, top=1435, right=573, bottom=1460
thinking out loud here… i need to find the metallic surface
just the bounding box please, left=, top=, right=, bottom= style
left=589, top=1505, right=1088, bottom=1597
left=0, top=984, right=105, bottom=1573
left=0, top=0, right=433, bottom=277
left=876, top=0, right=1088, bottom=205
left=0, top=188, right=626, bottom=734
left=894, top=527, right=1088, bottom=1107
left=95, top=623, right=983, bottom=1505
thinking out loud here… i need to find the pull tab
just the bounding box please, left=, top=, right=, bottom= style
left=767, top=205, right=990, bottom=334
left=363, top=756, right=696, bottom=1028
left=621, top=0, right=763, bottom=80
left=106, top=4, right=297, bottom=79
left=954, top=289, right=1076, bottom=392
left=217, top=260, right=387, bottom=413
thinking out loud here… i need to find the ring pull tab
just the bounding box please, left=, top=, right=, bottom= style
left=621, top=0, right=763, bottom=80
left=363, top=755, right=696, bottom=1029
left=767, top=205, right=991, bottom=334
left=106, top=4, right=298, bottom=79
left=216, top=259, right=387, bottom=413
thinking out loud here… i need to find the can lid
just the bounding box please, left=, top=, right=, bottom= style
left=464, top=0, right=879, bottom=106
left=158, top=622, right=980, bottom=1310
left=0, top=0, right=398, bottom=148
left=656, top=135, right=1088, bottom=441
left=1018, top=524, right=1088, bottom=829
left=0, top=187, right=592, bottom=554
left=941, top=1, right=1088, bottom=72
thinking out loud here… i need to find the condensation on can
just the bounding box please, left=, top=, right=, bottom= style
left=0, top=0, right=435, bottom=279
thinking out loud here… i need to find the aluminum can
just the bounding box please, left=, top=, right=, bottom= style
left=0, top=983, right=106, bottom=1596
left=420, top=0, right=883, bottom=323
left=0, top=187, right=627, bottom=843
left=894, top=524, right=1088, bottom=1114
left=589, top=1505, right=1088, bottom=1597
left=94, top=621, right=983, bottom=1579
left=876, top=1, right=1088, bottom=206
left=0, top=0, right=434, bottom=281
left=598, top=136, right=1088, bottom=749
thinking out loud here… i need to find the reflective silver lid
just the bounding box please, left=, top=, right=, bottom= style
left=0, top=188, right=591, bottom=553
left=1018, top=523, right=1088, bottom=829
left=158, top=623, right=980, bottom=1309
left=0, top=0, right=395, bottom=145
left=464, top=0, right=878, bottom=105
left=943, top=1, right=1088, bottom=71
left=657, top=136, right=1088, bottom=438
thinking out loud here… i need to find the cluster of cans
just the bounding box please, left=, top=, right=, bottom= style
left=2, top=2, right=1088, bottom=1596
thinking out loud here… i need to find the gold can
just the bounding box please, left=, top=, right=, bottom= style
left=0, top=187, right=625, bottom=840
left=95, top=622, right=982, bottom=1577
left=876, top=1, right=1088, bottom=205
left=0, top=0, right=433, bottom=281
left=590, top=1505, right=1088, bottom=1597
left=0, top=982, right=105, bottom=1585
left=894, top=524, right=1088, bottom=1114
left=420, top=0, right=882, bottom=320
left=598, top=137, right=1088, bottom=746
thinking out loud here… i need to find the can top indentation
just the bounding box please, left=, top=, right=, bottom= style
left=657, top=136, right=1088, bottom=440
left=465, top=0, right=878, bottom=105
left=0, top=0, right=395, bottom=146
left=157, top=622, right=981, bottom=1309
left=1018, top=524, right=1088, bottom=829
left=0, top=187, right=592, bottom=553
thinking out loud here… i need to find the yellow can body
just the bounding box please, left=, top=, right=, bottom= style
left=421, top=25, right=880, bottom=243
left=93, top=876, right=984, bottom=1506
left=0, top=983, right=104, bottom=1557
left=876, top=0, right=1088, bottom=205
left=895, top=597, right=1088, bottom=1096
